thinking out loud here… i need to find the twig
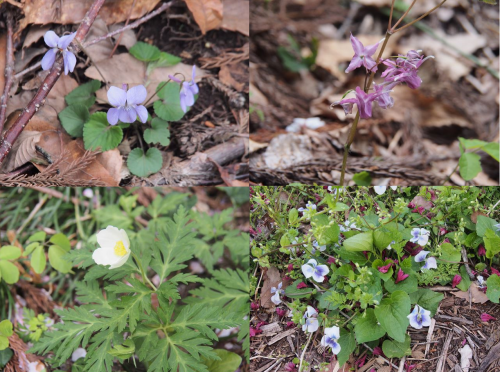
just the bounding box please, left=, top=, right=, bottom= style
left=0, top=13, right=14, bottom=135
left=435, top=331, right=453, bottom=372
left=425, top=318, right=436, bottom=357
left=14, top=61, right=41, bottom=80
left=0, top=0, right=106, bottom=165
left=108, top=0, right=137, bottom=58
left=298, top=332, right=313, bottom=372
left=84, top=2, right=174, bottom=48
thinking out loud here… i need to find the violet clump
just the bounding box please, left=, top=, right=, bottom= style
left=169, top=65, right=199, bottom=113
left=107, top=84, right=148, bottom=125
left=41, top=31, right=77, bottom=75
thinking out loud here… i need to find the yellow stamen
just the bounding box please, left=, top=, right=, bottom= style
left=114, top=241, right=127, bottom=256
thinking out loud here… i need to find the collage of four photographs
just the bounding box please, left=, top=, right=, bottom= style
left=0, top=0, right=498, bottom=371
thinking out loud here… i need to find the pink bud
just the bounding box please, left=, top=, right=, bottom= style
left=286, top=321, right=295, bottom=328
left=492, top=267, right=500, bottom=276
left=480, top=313, right=497, bottom=322
left=408, top=202, right=415, bottom=208
left=327, top=257, right=336, bottom=265
left=452, top=275, right=462, bottom=288
left=356, top=354, right=366, bottom=368
left=443, top=238, right=450, bottom=244
left=395, top=268, right=409, bottom=284
left=251, top=302, right=259, bottom=310
left=285, top=362, right=297, bottom=372
left=288, top=263, right=294, bottom=272
left=276, top=308, right=286, bottom=318
left=250, top=327, right=262, bottom=337
left=439, top=227, right=447, bottom=236
left=378, top=263, right=392, bottom=274
left=297, top=282, right=307, bottom=289
left=478, top=245, right=486, bottom=256
left=372, top=346, right=383, bottom=356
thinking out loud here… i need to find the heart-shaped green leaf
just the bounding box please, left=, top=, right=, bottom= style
left=374, top=290, right=411, bottom=342
left=144, top=118, right=170, bottom=146
left=153, top=82, right=185, bottom=122
left=31, top=246, right=47, bottom=274
left=65, top=79, right=101, bottom=108
left=343, top=231, right=373, bottom=252
left=459, top=152, right=481, bottom=181
left=59, top=104, right=89, bottom=137
left=0, top=261, right=19, bottom=284
left=130, top=41, right=161, bottom=62
left=83, top=112, right=123, bottom=151
left=127, top=148, right=163, bottom=177
left=48, top=245, right=72, bottom=273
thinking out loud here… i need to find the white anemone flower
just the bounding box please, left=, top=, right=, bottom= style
left=302, top=306, right=319, bottom=333
left=92, top=226, right=131, bottom=269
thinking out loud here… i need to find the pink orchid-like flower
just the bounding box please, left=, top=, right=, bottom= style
left=332, top=86, right=378, bottom=119
left=378, top=262, right=392, bottom=274
left=480, top=313, right=497, bottom=322
left=276, top=308, right=286, bottom=318
left=345, top=34, right=383, bottom=73
left=288, top=263, right=294, bottom=272
left=286, top=321, right=295, bottom=328
left=491, top=267, right=500, bottom=276
left=382, top=50, right=434, bottom=89
left=372, top=346, right=384, bottom=356
left=452, top=274, right=462, bottom=288
left=395, top=268, right=409, bottom=284
left=327, top=257, right=336, bottom=265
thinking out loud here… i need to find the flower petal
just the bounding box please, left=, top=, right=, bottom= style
left=302, top=264, right=314, bottom=279
left=330, top=341, right=341, bottom=355
left=58, top=32, right=76, bottom=50
left=107, top=108, right=120, bottom=125
left=325, top=326, right=340, bottom=339
left=350, top=33, right=364, bottom=56
left=182, top=83, right=195, bottom=106
left=107, top=86, right=127, bottom=107
left=96, top=226, right=124, bottom=249
left=306, top=318, right=319, bottom=332
left=44, top=31, right=59, bottom=48
left=345, top=55, right=363, bottom=73
left=92, top=247, right=119, bottom=266
left=191, top=65, right=196, bottom=81
left=41, top=49, right=57, bottom=71
left=109, top=251, right=130, bottom=269
left=135, top=105, right=148, bottom=123
left=63, top=51, right=76, bottom=75
left=414, top=250, right=429, bottom=263
left=119, top=107, right=134, bottom=123
left=126, top=85, right=147, bottom=105
left=315, top=265, right=329, bottom=277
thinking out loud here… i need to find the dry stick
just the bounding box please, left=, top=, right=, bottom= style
left=0, top=13, right=14, bottom=135
left=108, top=0, right=137, bottom=58
left=0, top=0, right=106, bottom=165
left=298, top=332, right=313, bottom=372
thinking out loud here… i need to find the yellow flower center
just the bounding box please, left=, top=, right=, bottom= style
left=114, top=241, right=127, bottom=256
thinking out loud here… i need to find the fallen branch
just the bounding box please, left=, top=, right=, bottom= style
left=0, top=0, right=106, bottom=165
left=0, top=12, right=14, bottom=135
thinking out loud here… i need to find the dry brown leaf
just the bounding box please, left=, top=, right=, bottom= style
left=23, top=25, right=51, bottom=49
left=85, top=54, right=207, bottom=103
left=19, top=0, right=161, bottom=31
left=14, top=47, right=46, bottom=73
left=219, top=63, right=248, bottom=92
left=84, top=18, right=114, bottom=63
left=249, top=139, right=268, bottom=153
left=249, top=83, right=268, bottom=106
left=0, top=33, right=6, bottom=95
left=260, top=266, right=283, bottom=308
left=411, top=195, right=433, bottom=211
left=109, top=23, right=138, bottom=49
left=471, top=211, right=488, bottom=224
left=451, top=284, right=489, bottom=304
left=221, top=0, right=249, bottom=36
left=184, top=0, right=223, bottom=34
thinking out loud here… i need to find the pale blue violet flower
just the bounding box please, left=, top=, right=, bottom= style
left=414, top=250, right=437, bottom=271
left=374, top=185, right=398, bottom=195
left=169, top=65, right=199, bottom=113
left=321, top=326, right=341, bottom=354
left=298, top=201, right=317, bottom=212
left=312, top=240, right=326, bottom=254
left=345, top=33, right=384, bottom=73
left=477, top=275, right=486, bottom=289
left=302, top=259, right=329, bottom=282
left=340, top=220, right=358, bottom=233
left=302, top=306, right=319, bottom=333
left=107, top=84, right=148, bottom=125
left=271, top=282, right=284, bottom=305
left=41, top=31, right=77, bottom=75
left=407, top=305, right=431, bottom=329
left=494, top=223, right=500, bottom=232
left=410, top=228, right=430, bottom=246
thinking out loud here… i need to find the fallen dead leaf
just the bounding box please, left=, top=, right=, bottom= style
left=221, top=0, right=249, bottom=36
left=260, top=266, right=283, bottom=308
left=109, top=23, right=138, bottom=49
left=451, top=284, right=489, bottom=304
left=22, top=25, right=51, bottom=49
left=249, top=139, right=268, bottom=153
left=411, top=195, right=433, bottom=211
left=84, top=18, right=114, bottom=63
left=471, top=211, right=488, bottom=224
left=184, top=0, right=223, bottom=34
left=18, top=0, right=161, bottom=32
left=219, top=62, right=248, bottom=92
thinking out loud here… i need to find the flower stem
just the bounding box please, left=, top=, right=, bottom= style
left=392, top=0, right=448, bottom=33
left=131, top=252, right=157, bottom=291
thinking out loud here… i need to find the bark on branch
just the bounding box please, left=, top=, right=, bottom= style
left=0, top=0, right=106, bottom=165
left=0, top=13, right=14, bottom=135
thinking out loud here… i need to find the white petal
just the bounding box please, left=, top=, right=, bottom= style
left=325, top=326, right=340, bottom=339
left=92, top=247, right=120, bottom=266
left=96, top=226, right=125, bottom=249
left=71, top=348, right=87, bottom=362
left=302, top=264, right=314, bottom=278
left=306, top=318, right=319, bottom=332
left=109, top=251, right=131, bottom=269
left=414, top=250, right=429, bottom=263
left=306, top=306, right=317, bottom=317
left=271, top=292, right=281, bottom=305
left=374, top=186, right=386, bottom=195
left=306, top=259, right=318, bottom=267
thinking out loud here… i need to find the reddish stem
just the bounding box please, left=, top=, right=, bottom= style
left=0, top=13, right=15, bottom=136
left=0, top=0, right=106, bottom=165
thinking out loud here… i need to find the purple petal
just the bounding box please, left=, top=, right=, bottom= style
left=181, top=83, right=195, bottom=107
left=312, top=271, right=325, bottom=282
left=126, top=85, right=147, bottom=105
left=350, top=33, right=364, bottom=56
left=345, top=56, right=363, bottom=73
left=315, top=265, right=329, bottom=277
left=135, top=105, right=148, bottom=123
left=189, top=82, right=199, bottom=95
left=414, top=250, right=429, bottom=263
left=41, top=49, right=57, bottom=71
left=169, top=74, right=182, bottom=84
left=191, top=65, right=196, bottom=81
left=63, top=51, right=76, bottom=75
left=107, top=108, right=120, bottom=125
left=44, top=31, right=59, bottom=48
left=363, top=57, right=378, bottom=72
left=107, top=86, right=127, bottom=107
left=126, top=107, right=138, bottom=123
left=179, top=93, right=188, bottom=113
left=118, top=107, right=133, bottom=123
left=58, top=32, right=76, bottom=50
left=364, top=41, right=381, bottom=57
left=422, top=257, right=437, bottom=270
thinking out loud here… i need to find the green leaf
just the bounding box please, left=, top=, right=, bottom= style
left=59, top=104, right=89, bottom=137
left=107, top=339, right=135, bottom=360
left=129, top=41, right=161, bottom=62
left=374, top=290, right=411, bottom=342
left=354, top=308, right=386, bottom=343
left=409, top=288, right=443, bottom=316
left=49, top=233, right=71, bottom=252
left=337, top=330, right=356, bottom=366
left=29, top=231, right=46, bottom=242
left=83, top=112, right=123, bottom=151
left=154, top=82, right=186, bottom=122
left=456, top=265, right=471, bottom=292
left=486, top=275, right=500, bottom=303
left=127, top=147, right=163, bottom=177
left=48, top=245, right=72, bottom=273
left=277, top=46, right=308, bottom=72
left=65, top=80, right=100, bottom=108
left=289, top=208, right=299, bottom=224
left=384, top=273, right=418, bottom=294
left=147, top=51, right=182, bottom=75
left=484, top=229, right=500, bottom=259
left=0, top=246, right=21, bottom=260
left=204, top=349, right=242, bottom=372
left=343, top=231, right=373, bottom=252
left=31, top=246, right=47, bottom=274
left=24, top=242, right=40, bottom=256
left=352, top=171, right=372, bottom=186
left=440, top=243, right=461, bottom=263
left=0, top=347, right=13, bottom=364
left=483, top=142, right=499, bottom=161
left=0, top=261, right=19, bottom=284
left=284, top=279, right=313, bottom=298
left=476, top=215, right=499, bottom=237
left=382, top=335, right=411, bottom=358
left=458, top=152, right=481, bottom=181
left=143, top=118, right=170, bottom=146
left=0, top=320, right=12, bottom=351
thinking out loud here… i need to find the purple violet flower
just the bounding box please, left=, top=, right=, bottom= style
left=345, top=34, right=383, bottom=73
left=332, top=86, right=378, bottom=119
left=302, top=259, right=329, bottom=282
left=169, top=65, right=199, bottom=113
left=320, top=326, right=341, bottom=354
left=407, top=304, right=431, bottom=329
left=41, top=31, right=77, bottom=75
left=106, top=84, right=148, bottom=125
